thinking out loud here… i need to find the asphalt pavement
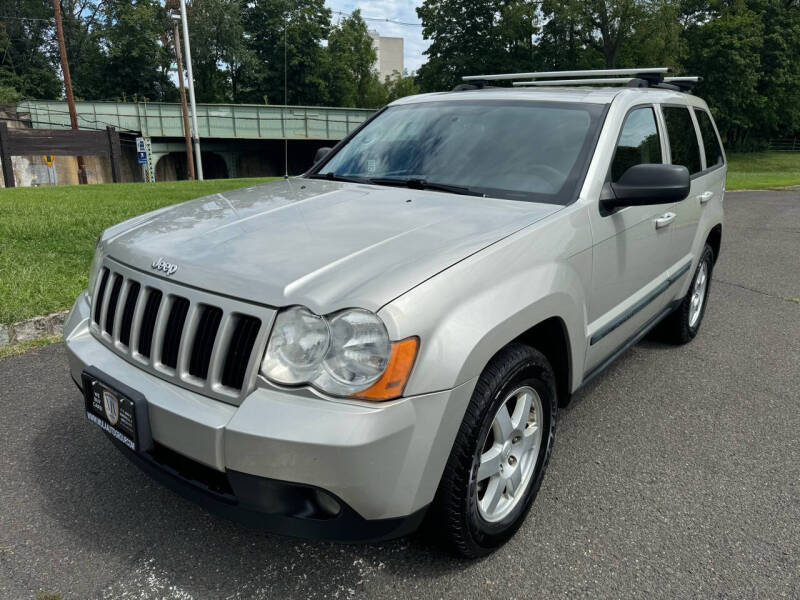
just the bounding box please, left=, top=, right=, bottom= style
left=1, top=190, right=798, bottom=599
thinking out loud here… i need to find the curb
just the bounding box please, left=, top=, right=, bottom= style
left=0, top=310, right=69, bottom=348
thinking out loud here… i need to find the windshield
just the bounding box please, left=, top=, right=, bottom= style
left=313, top=99, right=606, bottom=204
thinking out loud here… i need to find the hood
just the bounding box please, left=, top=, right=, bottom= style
left=102, top=178, right=561, bottom=313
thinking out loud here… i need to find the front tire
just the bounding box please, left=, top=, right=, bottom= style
left=659, top=244, right=714, bottom=344
left=428, top=343, right=557, bottom=558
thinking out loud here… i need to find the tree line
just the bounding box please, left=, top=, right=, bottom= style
left=0, top=0, right=418, bottom=109
left=416, top=0, right=800, bottom=149
left=1, top=0, right=799, bottom=148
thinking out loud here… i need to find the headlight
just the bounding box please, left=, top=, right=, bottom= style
left=261, top=306, right=418, bottom=401
left=260, top=307, right=331, bottom=384
left=86, top=237, right=104, bottom=303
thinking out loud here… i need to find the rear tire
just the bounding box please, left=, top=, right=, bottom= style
left=659, top=244, right=714, bottom=344
left=428, top=343, right=557, bottom=558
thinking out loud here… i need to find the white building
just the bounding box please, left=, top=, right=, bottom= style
left=369, top=30, right=404, bottom=81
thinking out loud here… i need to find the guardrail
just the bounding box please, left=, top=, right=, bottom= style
left=17, top=101, right=375, bottom=141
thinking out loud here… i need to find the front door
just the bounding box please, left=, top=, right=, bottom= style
left=585, top=105, right=677, bottom=375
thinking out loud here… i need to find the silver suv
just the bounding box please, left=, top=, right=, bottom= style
left=65, top=68, right=725, bottom=557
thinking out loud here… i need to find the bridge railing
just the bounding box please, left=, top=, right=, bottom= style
left=17, top=101, right=375, bottom=141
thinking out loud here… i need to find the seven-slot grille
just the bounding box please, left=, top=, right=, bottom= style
left=91, top=262, right=269, bottom=404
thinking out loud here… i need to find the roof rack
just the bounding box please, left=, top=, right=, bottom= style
left=460, top=68, right=702, bottom=93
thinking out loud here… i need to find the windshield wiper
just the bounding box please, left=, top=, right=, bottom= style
left=309, top=173, right=484, bottom=197
left=307, top=172, right=371, bottom=184
left=367, top=177, right=484, bottom=197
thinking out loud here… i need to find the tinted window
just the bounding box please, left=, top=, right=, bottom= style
left=694, top=109, right=724, bottom=169
left=663, top=106, right=702, bottom=175
left=316, top=100, right=606, bottom=204
left=610, top=107, right=662, bottom=182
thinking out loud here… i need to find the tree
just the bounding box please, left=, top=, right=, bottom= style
left=618, top=0, right=686, bottom=68
left=383, top=70, right=420, bottom=103
left=497, top=0, right=539, bottom=71
left=416, top=0, right=511, bottom=92
left=326, top=10, right=378, bottom=107
left=751, top=0, right=800, bottom=140
left=537, top=7, right=604, bottom=70
left=97, top=0, right=175, bottom=101
left=0, top=0, right=60, bottom=100
left=59, top=0, right=107, bottom=101
left=187, top=0, right=254, bottom=103
left=540, top=0, right=652, bottom=68
left=242, top=0, right=331, bottom=105
left=683, top=4, right=765, bottom=147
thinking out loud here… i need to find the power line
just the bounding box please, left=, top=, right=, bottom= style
left=2, top=8, right=424, bottom=26
left=2, top=10, right=423, bottom=26
left=330, top=10, right=422, bottom=27
left=0, top=15, right=52, bottom=22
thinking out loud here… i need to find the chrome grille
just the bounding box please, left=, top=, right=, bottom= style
left=90, top=259, right=274, bottom=405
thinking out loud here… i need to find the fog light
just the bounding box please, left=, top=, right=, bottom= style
left=314, top=489, right=341, bottom=517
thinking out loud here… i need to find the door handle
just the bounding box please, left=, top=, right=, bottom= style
left=698, top=191, right=714, bottom=204
left=654, top=212, right=676, bottom=229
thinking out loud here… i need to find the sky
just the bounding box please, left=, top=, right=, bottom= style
left=325, top=0, right=430, bottom=73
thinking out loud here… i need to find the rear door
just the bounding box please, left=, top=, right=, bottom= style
left=660, top=104, right=707, bottom=272
left=692, top=106, right=727, bottom=237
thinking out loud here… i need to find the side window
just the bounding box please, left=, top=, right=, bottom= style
left=694, top=109, right=724, bottom=169
left=663, top=106, right=702, bottom=175
left=610, top=107, right=662, bottom=182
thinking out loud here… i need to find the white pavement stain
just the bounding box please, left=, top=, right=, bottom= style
left=101, top=543, right=401, bottom=600
left=102, top=558, right=195, bottom=600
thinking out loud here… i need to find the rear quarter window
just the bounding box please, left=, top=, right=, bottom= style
left=663, top=106, right=702, bottom=175
left=694, top=109, right=725, bottom=169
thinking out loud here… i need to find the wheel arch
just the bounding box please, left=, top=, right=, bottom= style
left=706, top=223, right=722, bottom=264
left=442, top=288, right=584, bottom=402
left=512, top=316, right=572, bottom=406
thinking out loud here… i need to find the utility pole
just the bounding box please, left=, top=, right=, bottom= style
left=178, top=0, right=203, bottom=180
left=52, top=0, right=87, bottom=184
left=171, top=15, right=195, bottom=180
left=284, top=12, right=288, bottom=179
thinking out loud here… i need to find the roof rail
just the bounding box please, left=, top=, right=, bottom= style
left=513, top=75, right=701, bottom=87
left=663, top=76, right=702, bottom=92
left=462, top=68, right=671, bottom=82
left=513, top=77, right=636, bottom=86
left=460, top=68, right=702, bottom=93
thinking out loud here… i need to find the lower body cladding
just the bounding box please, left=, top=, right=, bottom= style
left=64, top=293, right=476, bottom=542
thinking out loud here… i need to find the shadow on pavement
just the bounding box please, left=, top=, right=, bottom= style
left=29, top=399, right=465, bottom=598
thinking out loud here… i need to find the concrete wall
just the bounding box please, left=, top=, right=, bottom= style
left=0, top=154, right=114, bottom=187
left=0, top=106, right=141, bottom=187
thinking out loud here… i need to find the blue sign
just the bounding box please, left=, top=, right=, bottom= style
left=137, top=151, right=147, bottom=165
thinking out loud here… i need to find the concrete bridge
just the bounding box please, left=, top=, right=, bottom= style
left=17, top=100, right=375, bottom=180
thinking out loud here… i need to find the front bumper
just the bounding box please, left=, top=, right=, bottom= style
left=65, top=293, right=475, bottom=537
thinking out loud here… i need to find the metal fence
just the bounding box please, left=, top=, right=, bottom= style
left=17, top=101, right=375, bottom=141
left=768, top=137, right=800, bottom=152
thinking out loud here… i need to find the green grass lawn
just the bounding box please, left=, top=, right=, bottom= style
left=1, top=152, right=798, bottom=327
left=0, top=178, right=275, bottom=325
left=726, top=152, right=800, bottom=190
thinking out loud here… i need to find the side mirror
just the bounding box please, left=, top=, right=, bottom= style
left=314, top=146, right=333, bottom=164
left=601, top=163, right=690, bottom=212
